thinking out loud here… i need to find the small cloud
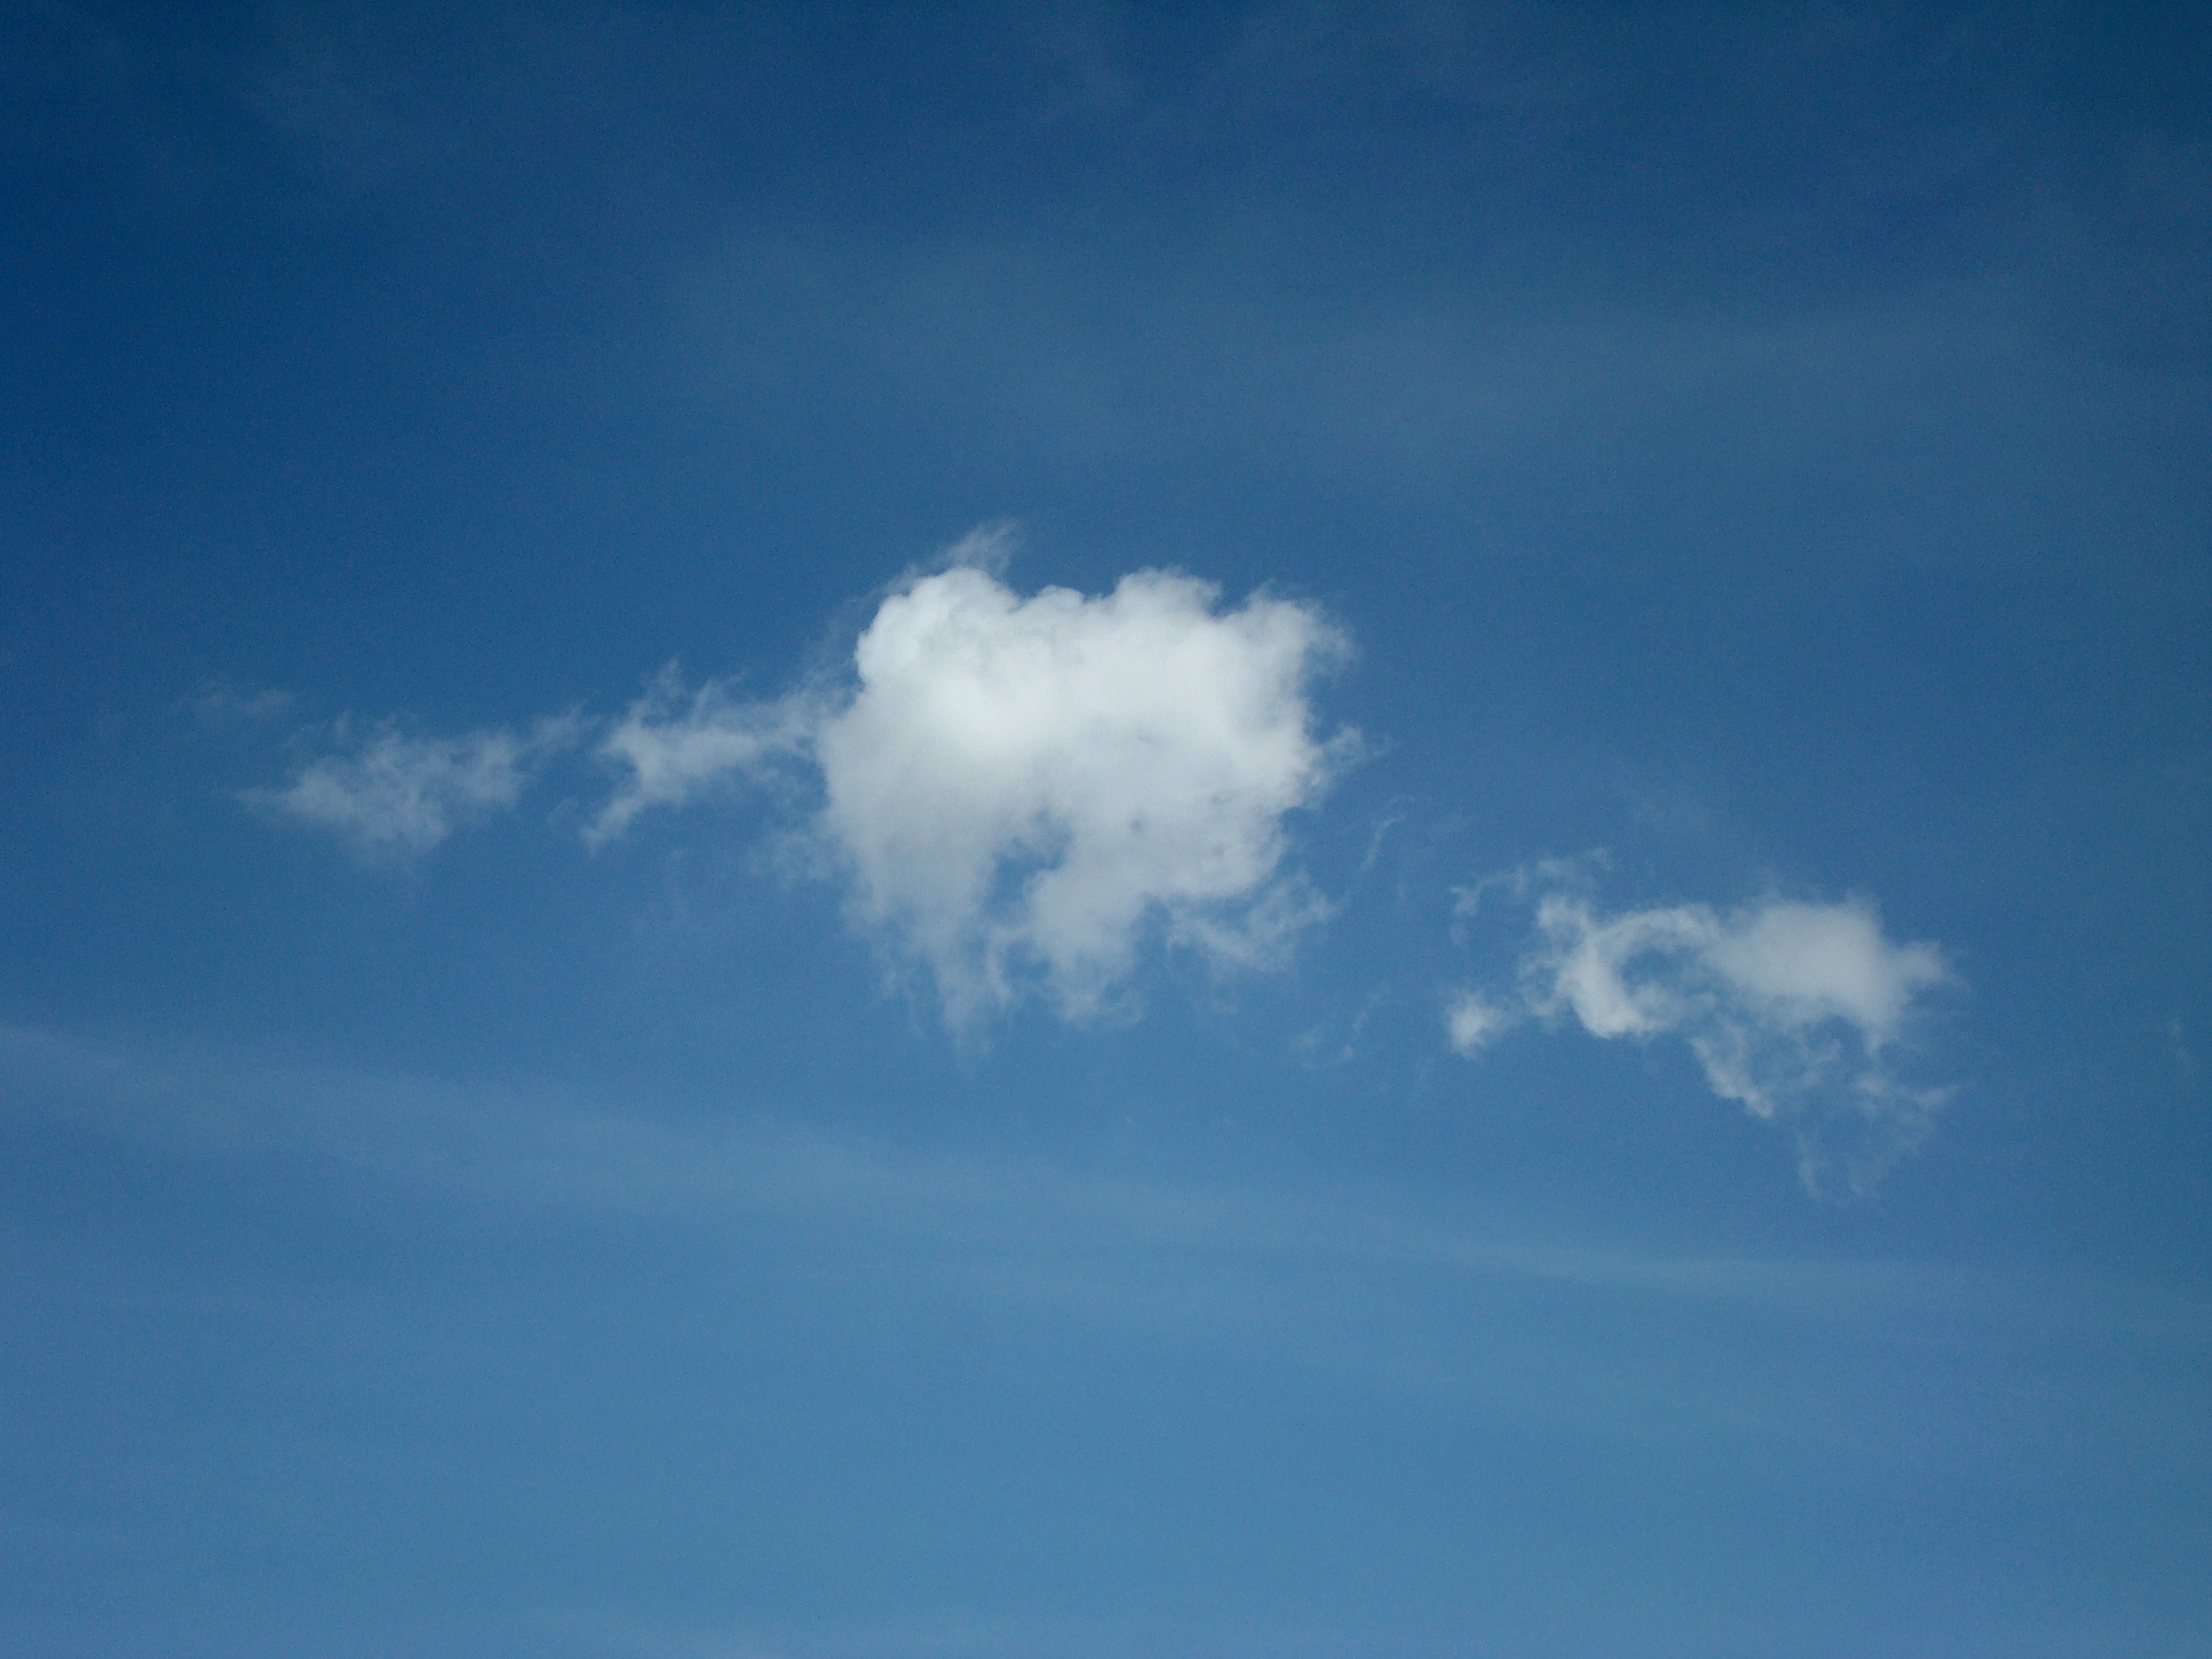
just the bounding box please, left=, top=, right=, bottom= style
left=247, top=714, right=579, bottom=861
left=1444, top=989, right=1515, bottom=1055
left=1452, top=873, right=1958, bottom=1194
left=586, top=665, right=816, bottom=848
left=1451, top=853, right=1601, bottom=932
left=186, top=682, right=294, bottom=726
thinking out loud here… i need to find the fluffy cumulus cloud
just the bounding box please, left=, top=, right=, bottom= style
left=1450, top=880, right=1955, bottom=1192
left=818, top=564, right=1347, bottom=1021
left=247, top=716, right=577, bottom=860
left=594, top=560, right=1351, bottom=1025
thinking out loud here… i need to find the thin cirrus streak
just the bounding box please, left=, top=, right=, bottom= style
left=6, top=1017, right=2147, bottom=1347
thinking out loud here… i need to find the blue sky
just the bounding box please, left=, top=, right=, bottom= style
left=3, top=3, right=2208, bottom=1654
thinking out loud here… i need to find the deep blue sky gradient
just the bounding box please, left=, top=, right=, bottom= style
left=3, top=3, right=2208, bottom=1655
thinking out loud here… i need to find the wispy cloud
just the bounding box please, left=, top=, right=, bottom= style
left=586, top=665, right=817, bottom=848
left=592, top=544, right=1354, bottom=1027
left=185, top=680, right=294, bottom=725
left=246, top=713, right=579, bottom=861
left=1450, top=870, right=1957, bottom=1193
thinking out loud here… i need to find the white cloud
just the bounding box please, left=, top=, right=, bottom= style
left=1452, top=880, right=1956, bottom=1193
left=821, top=563, right=1348, bottom=1021
left=248, top=715, right=577, bottom=860
left=592, top=556, right=1352, bottom=1026
left=1444, top=989, right=1513, bottom=1055
left=1696, top=898, right=1947, bottom=1044
left=586, top=665, right=816, bottom=848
